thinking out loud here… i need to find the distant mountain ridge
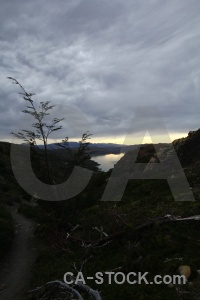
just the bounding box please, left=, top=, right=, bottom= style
left=41, top=142, right=124, bottom=149
left=38, top=142, right=140, bottom=155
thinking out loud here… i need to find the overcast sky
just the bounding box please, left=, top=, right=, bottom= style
left=0, top=0, right=200, bottom=145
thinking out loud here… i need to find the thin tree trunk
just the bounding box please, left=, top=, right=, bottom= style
left=44, top=141, right=52, bottom=185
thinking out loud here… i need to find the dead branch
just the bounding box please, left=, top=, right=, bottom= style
left=92, top=230, right=124, bottom=246
left=107, top=207, right=128, bottom=226
left=136, top=214, right=200, bottom=230
left=65, top=214, right=200, bottom=249
left=28, top=280, right=84, bottom=300
left=75, top=281, right=102, bottom=300
left=92, top=226, right=108, bottom=238
left=71, top=224, right=81, bottom=233
left=28, top=279, right=102, bottom=300
left=66, top=230, right=124, bottom=247
left=72, top=256, right=93, bottom=273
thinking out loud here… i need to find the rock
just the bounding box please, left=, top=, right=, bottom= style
left=178, top=265, right=191, bottom=280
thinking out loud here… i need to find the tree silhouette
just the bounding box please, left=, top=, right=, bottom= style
left=8, top=77, right=93, bottom=185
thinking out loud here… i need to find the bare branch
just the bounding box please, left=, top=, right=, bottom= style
left=28, top=279, right=102, bottom=300
left=28, top=280, right=84, bottom=300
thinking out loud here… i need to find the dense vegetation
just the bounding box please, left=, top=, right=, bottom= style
left=0, top=130, right=200, bottom=299
left=0, top=202, right=14, bottom=258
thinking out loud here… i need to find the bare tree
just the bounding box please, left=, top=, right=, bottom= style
left=56, top=131, right=93, bottom=167
left=8, top=77, right=65, bottom=184
left=8, top=77, right=93, bottom=184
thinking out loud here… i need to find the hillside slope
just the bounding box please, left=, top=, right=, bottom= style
left=0, top=130, right=200, bottom=299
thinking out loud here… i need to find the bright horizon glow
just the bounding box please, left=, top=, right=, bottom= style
left=89, top=132, right=188, bottom=145
left=3, top=132, right=188, bottom=145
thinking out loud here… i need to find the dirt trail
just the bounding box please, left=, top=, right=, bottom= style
left=0, top=205, right=37, bottom=300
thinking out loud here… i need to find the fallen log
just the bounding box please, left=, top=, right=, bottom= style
left=66, top=215, right=200, bottom=247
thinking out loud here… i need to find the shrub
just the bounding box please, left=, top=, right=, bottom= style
left=0, top=204, right=14, bottom=258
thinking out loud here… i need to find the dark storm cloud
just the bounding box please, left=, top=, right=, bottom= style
left=0, top=0, right=200, bottom=143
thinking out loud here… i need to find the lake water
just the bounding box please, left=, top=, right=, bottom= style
left=92, top=153, right=125, bottom=171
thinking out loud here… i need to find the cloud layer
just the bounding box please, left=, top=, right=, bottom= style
left=0, top=0, right=200, bottom=143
